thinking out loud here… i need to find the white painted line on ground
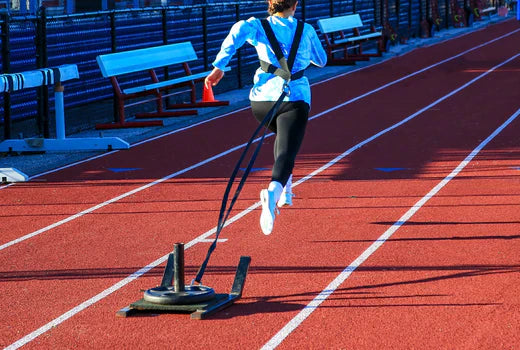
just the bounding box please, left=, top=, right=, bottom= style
left=0, top=143, right=246, bottom=251
left=315, top=27, right=520, bottom=87
left=6, top=46, right=520, bottom=350
left=200, top=238, right=228, bottom=243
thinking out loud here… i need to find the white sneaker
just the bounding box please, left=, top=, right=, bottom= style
left=260, top=189, right=278, bottom=235
left=277, top=191, right=294, bottom=207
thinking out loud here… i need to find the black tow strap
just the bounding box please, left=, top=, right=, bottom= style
left=193, top=18, right=304, bottom=285
left=193, top=90, right=287, bottom=284
left=259, top=18, right=305, bottom=81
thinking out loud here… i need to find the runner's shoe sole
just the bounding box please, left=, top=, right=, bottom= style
left=260, top=189, right=277, bottom=235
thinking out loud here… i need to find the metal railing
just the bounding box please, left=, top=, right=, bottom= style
left=0, top=0, right=449, bottom=140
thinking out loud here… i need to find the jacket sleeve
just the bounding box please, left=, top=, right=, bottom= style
left=212, top=17, right=259, bottom=71
left=308, top=26, right=327, bottom=68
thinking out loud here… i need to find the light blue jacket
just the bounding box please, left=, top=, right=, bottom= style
left=212, top=15, right=327, bottom=106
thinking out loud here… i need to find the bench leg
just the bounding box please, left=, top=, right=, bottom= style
left=96, top=96, right=164, bottom=129
left=138, top=88, right=199, bottom=117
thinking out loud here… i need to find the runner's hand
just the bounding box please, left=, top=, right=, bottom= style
left=205, top=68, right=224, bottom=88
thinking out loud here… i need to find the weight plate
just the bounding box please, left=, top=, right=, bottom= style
left=143, top=285, right=216, bottom=305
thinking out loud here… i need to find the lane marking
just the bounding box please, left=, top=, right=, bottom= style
left=2, top=29, right=519, bottom=251
left=1, top=27, right=518, bottom=192
left=6, top=49, right=520, bottom=350
left=200, top=238, right=228, bottom=243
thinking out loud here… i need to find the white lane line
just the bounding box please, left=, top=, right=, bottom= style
left=0, top=142, right=247, bottom=251
left=260, top=114, right=520, bottom=348
left=1, top=27, right=517, bottom=192
left=6, top=47, right=520, bottom=350
left=2, top=29, right=519, bottom=250
left=5, top=200, right=261, bottom=350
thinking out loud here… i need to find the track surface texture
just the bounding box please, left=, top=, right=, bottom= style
left=1, top=18, right=520, bottom=350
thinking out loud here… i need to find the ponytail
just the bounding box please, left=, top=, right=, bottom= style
left=267, top=0, right=297, bottom=15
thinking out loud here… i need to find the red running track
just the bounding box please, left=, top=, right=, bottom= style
left=1, top=18, right=520, bottom=349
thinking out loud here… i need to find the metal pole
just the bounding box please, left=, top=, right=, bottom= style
left=36, top=6, right=50, bottom=138
left=408, top=0, right=412, bottom=31
left=110, top=11, right=118, bottom=123
left=202, top=6, right=208, bottom=71
left=162, top=8, right=167, bottom=45
left=162, top=8, right=170, bottom=103
left=445, top=0, right=449, bottom=28
left=173, top=243, right=185, bottom=292
left=1, top=9, right=12, bottom=140
left=109, top=12, right=117, bottom=52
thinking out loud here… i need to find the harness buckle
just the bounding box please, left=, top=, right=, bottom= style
left=282, top=80, right=291, bottom=96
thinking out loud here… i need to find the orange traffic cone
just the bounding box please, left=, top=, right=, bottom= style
left=202, top=83, right=219, bottom=103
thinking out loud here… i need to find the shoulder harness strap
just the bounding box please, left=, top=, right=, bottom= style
left=260, top=18, right=305, bottom=81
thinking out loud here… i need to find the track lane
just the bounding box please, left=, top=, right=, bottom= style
left=262, top=58, right=520, bottom=349
left=273, top=114, right=520, bottom=349
left=2, top=19, right=520, bottom=349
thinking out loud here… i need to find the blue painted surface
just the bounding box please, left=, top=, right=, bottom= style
left=107, top=168, right=141, bottom=173
left=239, top=167, right=270, bottom=172
left=374, top=167, right=408, bottom=172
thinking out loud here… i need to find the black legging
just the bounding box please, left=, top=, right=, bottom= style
left=251, top=100, right=310, bottom=187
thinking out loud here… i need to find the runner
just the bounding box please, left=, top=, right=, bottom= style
left=205, top=0, right=327, bottom=235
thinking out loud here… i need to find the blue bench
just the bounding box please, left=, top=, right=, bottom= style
left=96, top=42, right=230, bottom=129
left=0, top=64, right=129, bottom=154
left=317, top=14, right=383, bottom=65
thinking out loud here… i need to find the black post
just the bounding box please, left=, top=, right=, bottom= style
left=381, top=0, right=385, bottom=25
left=109, top=11, right=117, bottom=52
left=409, top=0, right=413, bottom=32
left=173, top=243, right=185, bottom=292
left=36, top=6, right=49, bottom=138
left=202, top=6, right=208, bottom=71
left=375, top=0, right=381, bottom=26
left=1, top=10, right=12, bottom=140
left=162, top=8, right=168, bottom=45
left=445, top=0, right=450, bottom=28
left=109, top=11, right=117, bottom=123
left=162, top=8, right=170, bottom=104
left=301, top=0, right=306, bottom=21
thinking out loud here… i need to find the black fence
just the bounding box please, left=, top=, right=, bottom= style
left=1, top=0, right=469, bottom=139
